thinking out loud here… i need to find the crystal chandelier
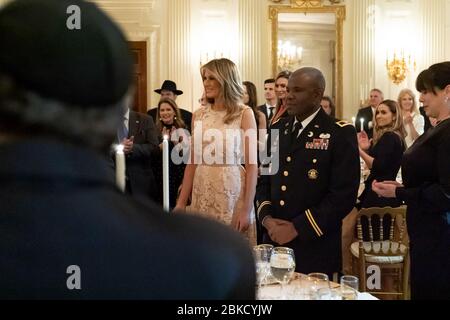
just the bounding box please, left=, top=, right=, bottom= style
left=277, top=40, right=303, bottom=71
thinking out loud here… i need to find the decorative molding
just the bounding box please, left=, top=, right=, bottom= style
left=269, top=4, right=346, bottom=117
left=290, top=0, right=324, bottom=8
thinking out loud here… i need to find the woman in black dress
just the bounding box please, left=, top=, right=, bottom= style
left=373, top=62, right=450, bottom=299
left=357, top=99, right=406, bottom=208
left=153, top=98, right=189, bottom=209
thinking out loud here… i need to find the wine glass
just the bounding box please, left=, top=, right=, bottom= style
left=253, top=244, right=273, bottom=287
left=307, top=272, right=331, bottom=300
left=270, top=247, right=296, bottom=299
left=340, top=275, right=359, bottom=300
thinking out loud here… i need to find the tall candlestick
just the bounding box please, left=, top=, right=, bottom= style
left=115, top=144, right=126, bottom=192
left=162, top=135, right=170, bottom=211
left=360, top=118, right=365, bottom=132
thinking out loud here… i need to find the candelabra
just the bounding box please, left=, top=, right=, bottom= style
left=386, top=51, right=416, bottom=85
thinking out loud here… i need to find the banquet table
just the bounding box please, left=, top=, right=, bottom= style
left=257, top=273, right=378, bottom=300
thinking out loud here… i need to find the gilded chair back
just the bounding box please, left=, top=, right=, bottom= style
left=354, top=206, right=409, bottom=299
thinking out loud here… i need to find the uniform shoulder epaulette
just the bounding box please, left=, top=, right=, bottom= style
left=335, top=120, right=353, bottom=128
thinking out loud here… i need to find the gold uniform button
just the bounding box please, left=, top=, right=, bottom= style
left=286, top=157, right=292, bottom=163
left=281, top=185, right=287, bottom=191
left=280, top=200, right=285, bottom=206
left=313, top=159, right=318, bottom=164
left=283, top=171, right=289, bottom=177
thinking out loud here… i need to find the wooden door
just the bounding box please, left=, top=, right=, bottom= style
left=128, top=41, right=147, bottom=114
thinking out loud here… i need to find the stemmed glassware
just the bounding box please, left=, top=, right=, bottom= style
left=269, top=247, right=296, bottom=299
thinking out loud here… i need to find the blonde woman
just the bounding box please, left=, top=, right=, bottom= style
left=398, top=88, right=424, bottom=148
left=357, top=99, right=406, bottom=208
left=175, top=58, right=258, bottom=245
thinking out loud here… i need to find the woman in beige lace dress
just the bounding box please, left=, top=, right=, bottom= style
left=175, top=58, right=258, bottom=245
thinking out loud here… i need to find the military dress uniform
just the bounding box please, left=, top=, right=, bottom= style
left=256, top=108, right=360, bottom=275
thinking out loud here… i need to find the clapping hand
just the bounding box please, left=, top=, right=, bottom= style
left=404, top=115, right=413, bottom=125
left=357, top=131, right=371, bottom=151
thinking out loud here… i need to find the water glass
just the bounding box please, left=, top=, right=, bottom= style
left=253, top=244, right=273, bottom=287
left=340, top=275, right=359, bottom=300
left=306, top=272, right=331, bottom=300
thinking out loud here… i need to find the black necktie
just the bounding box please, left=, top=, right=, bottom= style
left=291, top=121, right=303, bottom=142
left=268, top=107, right=274, bottom=120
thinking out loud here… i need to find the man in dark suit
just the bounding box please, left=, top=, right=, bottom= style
left=355, top=88, right=384, bottom=139
left=256, top=67, right=360, bottom=276
left=0, top=0, right=255, bottom=299
left=147, top=80, right=192, bottom=131
left=118, top=106, right=159, bottom=201
left=258, top=78, right=277, bottom=127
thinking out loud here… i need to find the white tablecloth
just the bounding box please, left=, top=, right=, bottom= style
left=257, top=273, right=378, bottom=300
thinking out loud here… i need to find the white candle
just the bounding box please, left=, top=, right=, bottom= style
left=115, top=144, right=126, bottom=192
left=352, top=117, right=356, bottom=127
left=162, top=135, right=170, bottom=211
left=360, top=118, right=365, bottom=132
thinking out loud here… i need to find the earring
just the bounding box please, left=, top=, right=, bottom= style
left=159, top=118, right=162, bottom=121
left=174, top=116, right=177, bottom=120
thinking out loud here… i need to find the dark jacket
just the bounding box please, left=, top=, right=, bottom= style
left=395, top=119, right=450, bottom=299
left=0, top=140, right=255, bottom=299
left=256, top=108, right=360, bottom=275
left=125, top=111, right=159, bottom=201
left=359, top=131, right=405, bottom=208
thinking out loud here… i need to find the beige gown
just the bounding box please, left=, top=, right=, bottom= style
left=187, top=104, right=256, bottom=246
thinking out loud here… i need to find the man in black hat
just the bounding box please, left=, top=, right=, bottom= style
left=148, top=80, right=192, bottom=131
left=0, top=0, right=254, bottom=299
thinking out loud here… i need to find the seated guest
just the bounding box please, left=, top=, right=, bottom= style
left=153, top=98, right=189, bottom=209
left=0, top=0, right=255, bottom=299
left=357, top=100, right=406, bottom=208
left=397, top=88, right=424, bottom=148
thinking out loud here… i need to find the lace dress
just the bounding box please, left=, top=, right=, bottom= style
left=187, top=104, right=256, bottom=245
